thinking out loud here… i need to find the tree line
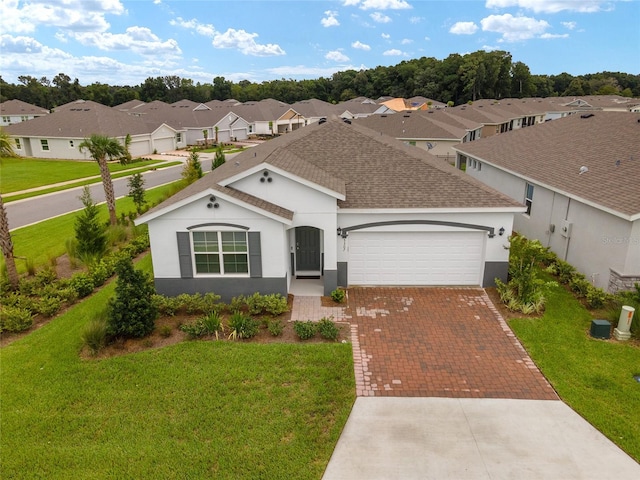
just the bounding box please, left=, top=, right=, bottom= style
left=1, top=50, right=638, bottom=109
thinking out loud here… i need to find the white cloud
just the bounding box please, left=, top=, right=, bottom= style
left=212, top=28, right=285, bottom=56
left=424, top=36, right=431, bottom=41
left=321, top=10, right=340, bottom=27
left=71, top=27, right=181, bottom=56
left=485, top=0, right=609, bottom=14
left=540, top=33, right=569, bottom=39
left=450, top=22, right=479, bottom=35
left=326, top=50, right=350, bottom=62
left=0, top=0, right=125, bottom=34
left=371, top=12, right=392, bottom=23
left=342, top=0, right=361, bottom=6
left=401, top=38, right=413, bottom=44
left=381, top=33, right=391, bottom=39
left=352, top=40, right=371, bottom=50
left=170, top=17, right=216, bottom=37
left=360, top=0, right=412, bottom=10
left=562, top=21, right=577, bottom=30
left=383, top=48, right=405, bottom=56
left=481, top=14, right=549, bottom=41
left=410, top=16, right=423, bottom=24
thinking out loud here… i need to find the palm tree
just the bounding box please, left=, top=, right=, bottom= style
left=0, top=128, right=17, bottom=158
left=0, top=195, right=19, bottom=289
left=78, top=134, right=126, bottom=226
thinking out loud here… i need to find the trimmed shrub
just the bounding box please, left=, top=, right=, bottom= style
left=318, top=317, right=340, bottom=341
left=152, top=294, right=182, bottom=316
left=70, top=273, right=95, bottom=298
left=569, top=275, right=591, bottom=298
left=0, top=306, right=33, bottom=333
left=262, top=294, right=288, bottom=316
left=35, top=296, right=62, bottom=317
left=293, top=320, right=317, bottom=340
left=330, top=289, right=346, bottom=303
left=585, top=286, right=611, bottom=310
left=267, top=318, right=284, bottom=336
left=107, top=258, right=157, bottom=339
left=227, top=311, right=259, bottom=340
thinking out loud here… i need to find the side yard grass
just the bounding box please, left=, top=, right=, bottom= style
left=0, top=255, right=356, bottom=479
left=0, top=157, right=163, bottom=194
left=3, top=182, right=179, bottom=274
left=509, top=284, right=640, bottom=462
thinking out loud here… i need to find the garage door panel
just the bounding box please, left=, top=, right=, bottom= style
left=348, top=231, right=483, bottom=286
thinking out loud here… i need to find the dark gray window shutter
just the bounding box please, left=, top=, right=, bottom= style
left=176, top=232, right=193, bottom=278
left=248, top=232, right=262, bottom=278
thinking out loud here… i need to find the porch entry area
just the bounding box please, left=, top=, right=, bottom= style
left=295, top=226, right=321, bottom=278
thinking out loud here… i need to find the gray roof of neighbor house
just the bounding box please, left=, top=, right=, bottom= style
left=143, top=117, right=521, bottom=218
left=454, top=111, right=640, bottom=218
left=353, top=110, right=467, bottom=140
left=129, top=99, right=240, bottom=130
left=4, top=100, right=166, bottom=137
left=290, top=99, right=337, bottom=118
left=0, top=99, right=49, bottom=116
left=113, top=99, right=146, bottom=112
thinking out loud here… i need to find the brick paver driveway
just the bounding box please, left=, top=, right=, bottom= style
left=342, top=287, right=558, bottom=400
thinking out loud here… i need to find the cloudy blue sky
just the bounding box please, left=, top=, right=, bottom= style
left=1, top=0, right=638, bottom=86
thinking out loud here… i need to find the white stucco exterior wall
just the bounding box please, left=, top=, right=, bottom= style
left=146, top=195, right=288, bottom=279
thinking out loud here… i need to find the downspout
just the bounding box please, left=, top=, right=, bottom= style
left=563, top=198, right=571, bottom=261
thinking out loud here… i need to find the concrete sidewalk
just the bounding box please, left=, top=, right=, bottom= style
left=323, top=397, right=640, bottom=479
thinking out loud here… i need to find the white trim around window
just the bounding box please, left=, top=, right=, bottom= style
left=524, top=183, right=534, bottom=216
left=191, top=231, right=249, bottom=276
left=40, top=139, right=49, bottom=151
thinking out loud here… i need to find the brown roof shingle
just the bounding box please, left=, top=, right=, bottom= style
left=455, top=111, right=640, bottom=218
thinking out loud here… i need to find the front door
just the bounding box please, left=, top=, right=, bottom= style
left=295, top=227, right=321, bottom=272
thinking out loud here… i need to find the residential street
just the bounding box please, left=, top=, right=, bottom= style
left=5, top=152, right=223, bottom=230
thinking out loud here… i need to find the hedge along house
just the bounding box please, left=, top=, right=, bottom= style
left=454, top=111, right=640, bottom=293
left=135, top=117, right=523, bottom=301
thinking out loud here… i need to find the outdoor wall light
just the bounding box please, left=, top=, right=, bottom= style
left=499, top=227, right=505, bottom=236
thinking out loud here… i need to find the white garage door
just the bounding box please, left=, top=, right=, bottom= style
left=348, top=231, right=484, bottom=285
left=153, top=137, right=175, bottom=153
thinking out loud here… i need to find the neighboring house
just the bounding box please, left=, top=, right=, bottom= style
left=130, top=99, right=250, bottom=145
left=454, top=111, right=640, bottom=293
left=230, top=99, right=294, bottom=136
left=0, top=99, right=49, bottom=126
left=337, top=97, right=392, bottom=119
left=290, top=99, right=337, bottom=125
left=136, top=118, right=522, bottom=301
left=352, top=109, right=472, bottom=162
left=4, top=100, right=183, bottom=158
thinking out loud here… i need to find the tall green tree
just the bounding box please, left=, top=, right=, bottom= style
left=127, top=173, right=146, bottom=214
left=0, top=128, right=17, bottom=157
left=74, top=187, right=107, bottom=262
left=107, top=257, right=157, bottom=339
left=213, top=146, right=226, bottom=170
left=0, top=195, right=19, bottom=289
left=78, top=134, right=126, bottom=226
left=182, top=148, right=203, bottom=184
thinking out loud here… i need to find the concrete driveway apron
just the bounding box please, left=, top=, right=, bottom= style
left=320, top=287, right=640, bottom=480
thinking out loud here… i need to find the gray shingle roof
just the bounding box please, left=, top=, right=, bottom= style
left=4, top=100, right=164, bottom=137
left=0, top=99, right=49, bottom=116
left=144, top=117, right=520, bottom=218
left=455, top=111, right=640, bottom=218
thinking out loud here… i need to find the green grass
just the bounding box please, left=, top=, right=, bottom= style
left=3, top=161, right=182, bottom=202
left=509, top=284, right=640, bottom=462
left=0, top=255, right=356, bottom=479
left=0, top=157, right=169, bottom=195
left=3, top=182, right=181, bottom=274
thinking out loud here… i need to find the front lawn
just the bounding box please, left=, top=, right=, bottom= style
left=509, top=284, right=640, bottom=462
left=0, top=256, right=355, bottom=479
left=0, top=157, right=164, bottom=194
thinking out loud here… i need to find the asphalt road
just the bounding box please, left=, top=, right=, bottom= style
left=5, top=154, right=220, bottom=230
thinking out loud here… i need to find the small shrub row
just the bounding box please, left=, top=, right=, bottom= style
left=229, top=293, right=288, bottom=316
left=293, top=317, right=341, bottom=341
left=330, top=288, right=346, bottom=303
left=0, top=306, right=34, bottom=333
left=152, top=292, right=222, bottom=316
